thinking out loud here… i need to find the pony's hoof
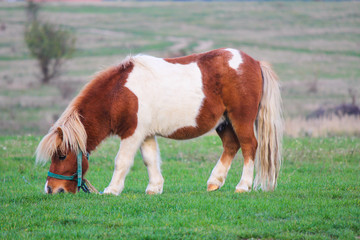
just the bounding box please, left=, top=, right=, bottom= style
left=235, top=186, right=251, bottom=193
left=103, top=187, right=120, bottom=196
left=235, top=189, right=247, bottom=193
left=145, top=184, right=163, bottom=195
left=207, top=184, right=220, bottom=192
left=146, top=190, right=157, bottom=195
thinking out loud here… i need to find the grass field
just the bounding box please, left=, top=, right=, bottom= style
left=1, top=135, right=359, bottom=239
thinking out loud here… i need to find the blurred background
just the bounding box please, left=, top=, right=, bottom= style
left=0, top=1, right=359, bottom=137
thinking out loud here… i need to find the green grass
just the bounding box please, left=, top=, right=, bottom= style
left=1, top=135, right=359, bottom=239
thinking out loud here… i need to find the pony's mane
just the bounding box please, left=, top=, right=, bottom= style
left=36, top=105, right=87, bottom=165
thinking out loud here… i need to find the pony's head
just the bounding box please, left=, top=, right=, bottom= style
left=36, top=107, right=88, bottom=194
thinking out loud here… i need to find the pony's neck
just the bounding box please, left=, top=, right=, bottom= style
left=74, top=61, right=135, bottom=153
left=78, top=105, right=110, bottom=154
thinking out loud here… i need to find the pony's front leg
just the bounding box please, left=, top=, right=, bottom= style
left=140, top=136, right=164, bottom=194
left=103, top=134, right=143, bottom=195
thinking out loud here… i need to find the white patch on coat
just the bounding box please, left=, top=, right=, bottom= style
left=44, top=180, right=48, bottom=193
left=226, top=48, right=243, bottom=71
left=236, top=160, right=255, bottom=192
left=140, top=136, right=164, bottom=194
left=103, top=129, right=145, bottom=195
left=125, top=55, right=205, bottom=137
left=207, top=160, right=231, bottom=188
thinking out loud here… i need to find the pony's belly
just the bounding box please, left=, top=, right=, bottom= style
left=164, top=115, right=226, bottom=140
left=150, top=97, right=206, bottom=138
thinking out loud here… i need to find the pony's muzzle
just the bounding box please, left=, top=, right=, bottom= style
left=45, top=186, right=65, bottom=194
left=44, top=179, right=74, bottom=194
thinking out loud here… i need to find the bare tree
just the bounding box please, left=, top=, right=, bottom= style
left=25, top=0, right=40, bottom=22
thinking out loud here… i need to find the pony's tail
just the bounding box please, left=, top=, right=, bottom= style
left=253, top=61, right=283, bottom=191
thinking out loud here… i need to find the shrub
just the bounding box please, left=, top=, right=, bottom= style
left=24, top=21, right=76, bottom=84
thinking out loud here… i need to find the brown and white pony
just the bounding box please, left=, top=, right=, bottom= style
left=36, top=48, right=283, bottom=195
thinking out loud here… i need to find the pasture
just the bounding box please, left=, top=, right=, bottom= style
left=1, top=2, right=360, bottom=135
left=1, top=136, right=359, bottom=239
left=0, top=2, right=360, bottom=239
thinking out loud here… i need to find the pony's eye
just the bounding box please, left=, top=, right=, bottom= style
left=59, top=155, right=66, bottom=160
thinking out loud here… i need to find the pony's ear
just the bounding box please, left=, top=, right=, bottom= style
left=56, top=127, right=64, bottom=147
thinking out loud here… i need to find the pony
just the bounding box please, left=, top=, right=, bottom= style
left=36, top=48, right=283, bottom=195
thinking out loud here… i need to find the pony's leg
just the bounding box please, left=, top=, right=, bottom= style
left=228, top=112, right=258, bottom=193
left=207, top=123, right=240, bottom=191
left=103, top=134, right=143, bottom=195
left=140, top=136, right=164, bottom=195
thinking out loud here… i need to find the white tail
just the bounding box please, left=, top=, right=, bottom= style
left=253, top=61, right=283, bottom=191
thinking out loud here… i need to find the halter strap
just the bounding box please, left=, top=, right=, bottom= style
left=77, top=151, right=82, bottom=187
left=47, top=172, right=76, bottom=181
left=47, top=150, right=90, bottom=193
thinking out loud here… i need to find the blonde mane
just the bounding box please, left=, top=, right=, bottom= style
left=36, top=105, right=87, bottom=165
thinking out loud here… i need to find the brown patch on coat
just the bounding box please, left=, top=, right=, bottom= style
left=73, top=60, right=138, bottom=151
left=222, top=51, right=262, bottom=163
left=164, top=49, right=232, bottom=139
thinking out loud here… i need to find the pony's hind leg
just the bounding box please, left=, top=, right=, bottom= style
left=140, top=136, right=164, bottom=194
left=227, top=111, right=258, bottom=193
left=207, top=122, right=240, bottom=191
left=103, top=133, right=144, bottom=195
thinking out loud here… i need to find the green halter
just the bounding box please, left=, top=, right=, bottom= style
left=47, top=151, right=90, bottom=193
